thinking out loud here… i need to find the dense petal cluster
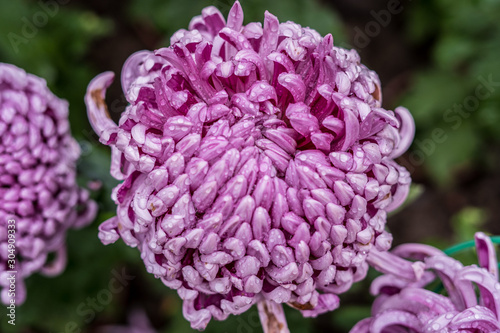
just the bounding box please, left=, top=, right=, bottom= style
left=86, top=1, right=414, bottom=329
left=351, top=232, right=500, bottom=332
left=0, top=63, right=97, bottom=304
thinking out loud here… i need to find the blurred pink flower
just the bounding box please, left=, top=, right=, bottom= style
left=0, top=63, right=97, bottom=305
left=351, top=232, right=500, bottom=332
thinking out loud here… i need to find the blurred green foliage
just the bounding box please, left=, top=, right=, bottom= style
left=0, top=1, right=112, bottom=140
left=447, top=206, right=488, bottom=268
left=127, top=0, right=346, bottom=47
left=400, top=0, right=500, bottom=185
left=451, top=206, right=487, bottom=243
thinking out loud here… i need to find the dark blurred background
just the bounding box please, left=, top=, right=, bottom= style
left=1, top=0, right=499, bottom=332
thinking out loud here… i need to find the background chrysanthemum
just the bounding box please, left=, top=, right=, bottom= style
left=0, top=63, right=97, bottom=305
left=351, top=232, right=500, bottom=332
left=86, top=1, right=414, bottom=330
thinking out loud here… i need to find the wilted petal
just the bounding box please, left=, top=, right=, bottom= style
left=257, top=300, right=290, bottom=333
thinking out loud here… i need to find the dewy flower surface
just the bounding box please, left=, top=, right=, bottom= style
left=351, top=232, right=500, bottom=332
left=0, top=63, right=97, bottom=305
left=86, top=1, right=414, bottom=330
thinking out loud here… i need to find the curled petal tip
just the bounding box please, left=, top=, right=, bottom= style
left=121, top=50, right=152, bottom=94
left=40, top=246, right=67, bottom=277
left=227, top=1, right=244, bottom=31
left=389, top=106, right=415, bottom=158
left=475, top=232, right=499, bottom=278
left=85, top=71, right=118, bottom=141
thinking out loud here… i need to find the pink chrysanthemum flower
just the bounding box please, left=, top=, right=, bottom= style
left=351, top=232, right=500, bottom=332
left=86, top=2, right=414, bottom=330
left=0, top=63, right=97, bottom=305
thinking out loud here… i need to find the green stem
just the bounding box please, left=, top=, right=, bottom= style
left=433, top=236, right=500, bottom=292
left=444, top=236, right=500, bottom=269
